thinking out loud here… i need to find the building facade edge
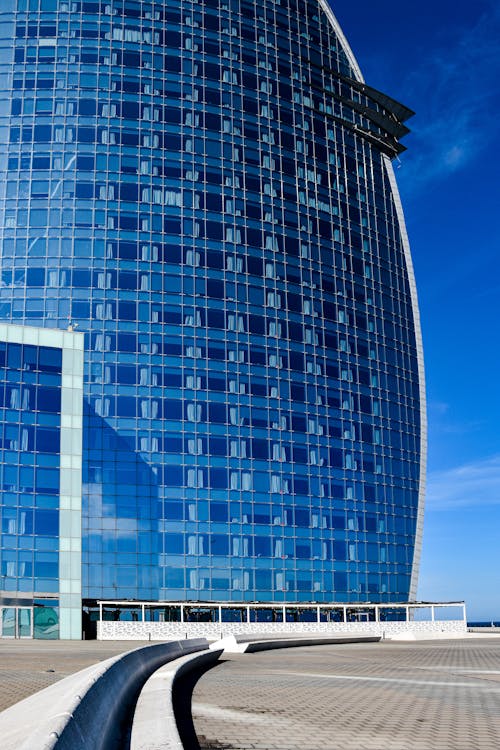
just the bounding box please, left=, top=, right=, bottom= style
left=382, top=158, right=427, bottom=601
left=319, top=1, right=426, bottom=600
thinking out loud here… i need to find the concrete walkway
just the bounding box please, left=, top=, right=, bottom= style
left=0, top=640, right=149, bottom=712
left=192, top=638, right=500, bottom=749
left=2, top=637, right=500, bottom=749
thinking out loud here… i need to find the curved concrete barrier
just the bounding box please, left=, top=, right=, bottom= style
left=129, top=635, right=382, bottom=749
left=0, top=639, right=209, bottom=750
left=211, top=632, right=381, bottom=653
left=130, top=648, right=223, bottom=750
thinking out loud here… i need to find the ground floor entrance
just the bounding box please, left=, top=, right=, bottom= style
left=0, top=605, right=59, bottom=639
left=1, top=607, right=32, bottom=638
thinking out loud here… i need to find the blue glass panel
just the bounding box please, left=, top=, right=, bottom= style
left=0, top=0, right=422, bottom=607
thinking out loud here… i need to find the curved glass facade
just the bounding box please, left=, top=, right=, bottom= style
left=0, top=0, right=425, bottom=608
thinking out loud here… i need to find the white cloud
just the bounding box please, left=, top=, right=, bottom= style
left=427, top=400, right=450, bottom=417
left=426, top=454, right=500, bottom=510
left=398, top=5, right=500, bottom=191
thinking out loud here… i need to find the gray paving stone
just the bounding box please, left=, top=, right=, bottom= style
left=0, top=639, right=150, bottom=712
left=2, top=638, right=500, bottom=749
left=192, top=639, right=500, bottom=750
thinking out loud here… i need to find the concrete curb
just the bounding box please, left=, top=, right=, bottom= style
left=211, top=633, right=381, bottom=653
left=0, top=639, right=209, bottom=750
left=130, top=648, right=223, bottom=750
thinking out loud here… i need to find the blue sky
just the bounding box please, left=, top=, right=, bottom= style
left=332, top=0, right=500, bottom=620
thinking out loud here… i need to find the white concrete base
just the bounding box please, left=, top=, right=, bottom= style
left=210, top=634, right=247, bottom=653
left=390, top=630, right=500, bottom=641
left=98, top=619, right=467, bottom=641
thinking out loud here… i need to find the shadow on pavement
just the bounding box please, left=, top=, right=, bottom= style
left=173, top=659, right=228, bottom=749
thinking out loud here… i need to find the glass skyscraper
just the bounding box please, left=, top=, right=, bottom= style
left=0, top=0, right=425, bottom=638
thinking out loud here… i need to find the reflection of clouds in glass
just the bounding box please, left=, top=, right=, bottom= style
left=103, top=526, right=138, bottom=539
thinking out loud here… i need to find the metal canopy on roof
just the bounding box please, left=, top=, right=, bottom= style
left=336, top=72, right=415, bottom=123
left=320, top=69, right=414, bottom=158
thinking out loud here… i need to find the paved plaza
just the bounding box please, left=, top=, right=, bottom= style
left=0, top=639, right=149, bottom=712
left=192, top=639, right=500, bottom=750
left=1, top=637, right=500, bottom=749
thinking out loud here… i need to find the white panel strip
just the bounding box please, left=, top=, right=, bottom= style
left=383, top=157, right=427, bottom=600
left=317, top=0, right=365, bottom=82
left=317, top=3, right=427, bottom=599
left=59, top=332, right=84, bottom=639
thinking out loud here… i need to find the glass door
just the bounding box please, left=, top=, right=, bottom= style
left=1, top=608, right=16, bottom=637
left=0, top=607, right=33, bottom=638
left=17, top=607, right=32, bottom=638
